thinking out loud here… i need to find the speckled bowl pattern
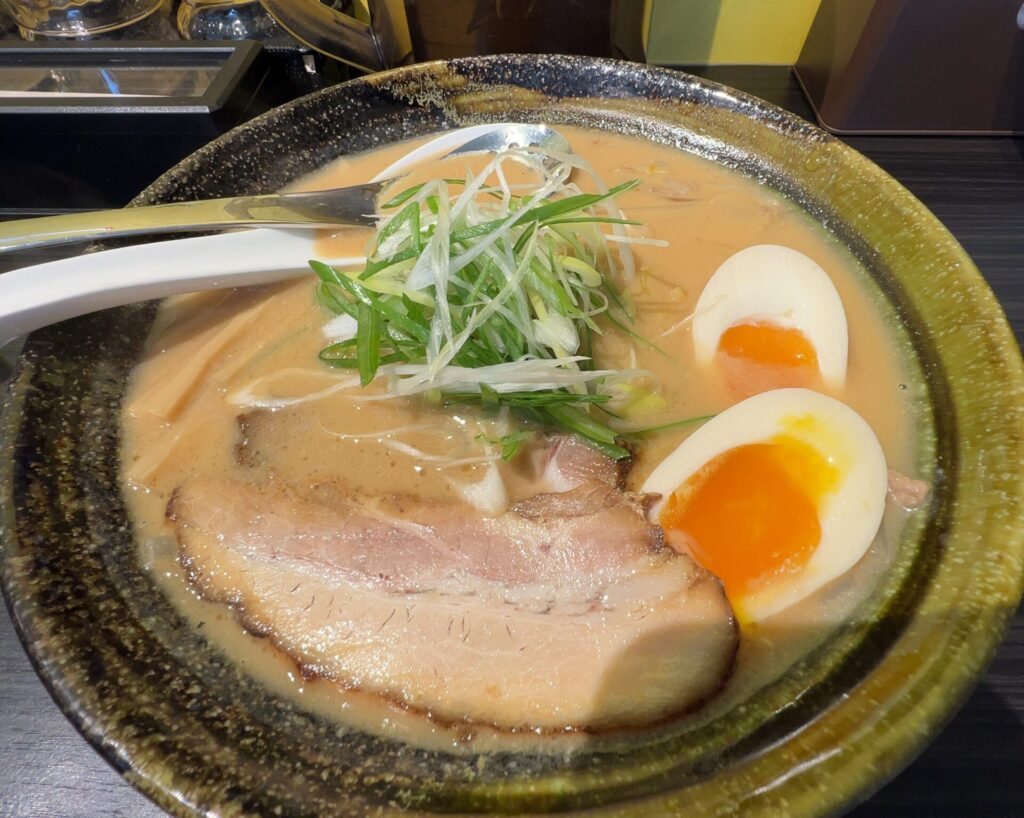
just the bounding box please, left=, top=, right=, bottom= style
left=2, top=56, right=1023, bottom=817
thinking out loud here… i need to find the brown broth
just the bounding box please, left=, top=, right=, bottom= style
left=120, top=126, right=918, bottom=752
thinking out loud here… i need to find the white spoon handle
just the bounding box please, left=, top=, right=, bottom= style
left=0, top=228, right=363, bottom=347
left=0, top=122, right=557, bottom=347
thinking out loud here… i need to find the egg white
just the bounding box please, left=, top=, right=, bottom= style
left=641, top=388, right=887, bottom=622
left=692, top=245, right=849, bottom=389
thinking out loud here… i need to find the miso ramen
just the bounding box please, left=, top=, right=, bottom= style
left=120, top=126, right=923, bottom=751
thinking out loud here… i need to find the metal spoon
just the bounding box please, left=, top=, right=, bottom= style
left=0, top=123, right=569, bottom=255
left=0, top=124, right=571, bottom=347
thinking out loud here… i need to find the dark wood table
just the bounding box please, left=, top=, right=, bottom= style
left=1, top=66, right=1022, bottom=817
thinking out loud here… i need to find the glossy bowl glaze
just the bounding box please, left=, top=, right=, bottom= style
left=2, top=56, right=1023, bottom=817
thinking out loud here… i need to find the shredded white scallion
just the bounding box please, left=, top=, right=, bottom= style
left=380, top=358, right=642, bottom=397
left=310, top=142, right=661, bottom=458
left=228, top=369, right=360, bottom=409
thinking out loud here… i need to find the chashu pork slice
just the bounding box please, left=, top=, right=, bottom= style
left=168, top=477, right=737, bottom=731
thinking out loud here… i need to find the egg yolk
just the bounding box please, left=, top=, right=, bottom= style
left=660, top=435, right=840, bottom=602
left=715, top=322, right=820, bottom=397
left=718, top=321, right=819, bottom=369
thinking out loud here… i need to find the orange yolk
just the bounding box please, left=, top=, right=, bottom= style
left=659, top=436, right=840, bottom=602
left=716, top=322, right=820, bottom=397
left=718, top=321, right=819, bottom=369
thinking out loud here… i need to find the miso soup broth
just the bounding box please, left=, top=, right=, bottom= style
left=121, top=126, right=921, bottom=753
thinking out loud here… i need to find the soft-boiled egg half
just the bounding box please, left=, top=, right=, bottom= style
left=642, top=388, right=886, bottom=623
left=693, top=245, right=849, bottom=396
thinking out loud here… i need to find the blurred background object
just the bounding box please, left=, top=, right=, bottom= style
left=0, top=0, right=165, bottom=38
left=644, top=0, right=820, bottom=65
left=256, top=0, right=409, bottom=70
left=402, top=0, right=618, bottom=61
left=0, top=40, right=309, bottom=211
left=177, top=0, right=287, bottom=41
left=177, top=0, right=643, bottom=71
left=0, top=0, right=1021, bottom=211
left=0, top=3, right=16, bottom=36
left=793, top=0, right=1024, bottom=134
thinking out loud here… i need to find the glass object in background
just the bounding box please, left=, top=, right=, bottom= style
left=177, top=0, right=287, bottom=41
left=0, top=63, right=219, bottom=97
left=0, top=0, right=163, bottom=37
left=244, top=0, right=638, bottom=72
left=256, top=0, right=410, bottom=70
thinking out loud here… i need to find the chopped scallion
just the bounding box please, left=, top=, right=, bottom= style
left=311, top=146, right=654, bottom=458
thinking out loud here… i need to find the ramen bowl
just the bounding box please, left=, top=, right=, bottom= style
left=2, top=55, right=1022, bottom=817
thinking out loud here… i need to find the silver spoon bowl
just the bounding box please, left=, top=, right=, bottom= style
left=0, top=123, right=569, bottom=255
